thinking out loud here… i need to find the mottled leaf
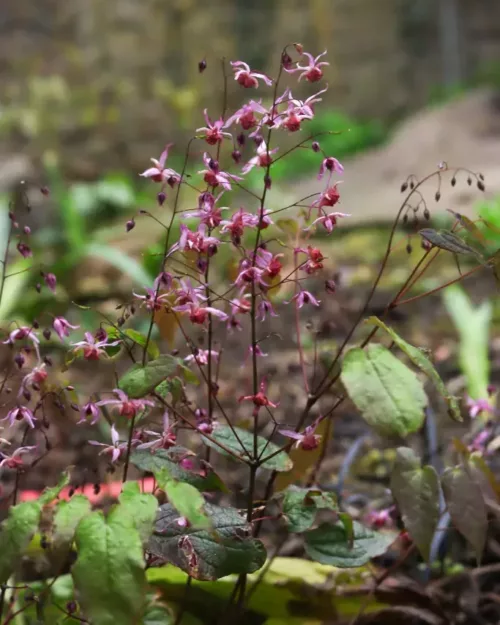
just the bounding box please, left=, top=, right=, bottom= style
left=155, top=469, right=210, bottom=529
left=441, top=465, right=487, bottom=562
left=390, top=447, right=440, bottom=561
left=367, top=317, right=461, bottom=421
left=119, top=482, right=158, bottom=544
left=118, top=355, right=184, bottom=398
left=149, top=503, right=266, bottom=580
left=281, top=487, right=338, bottom=533
left=419, top=228, right=484, bottom=260
left=72, top=508, right=147, bottom=625
left=447, top=210, right=487, bottom=245
left=130, top=447, right=227, bottom=492
left=203, top=425, right=293, bottom=472
left=0, top=501, right=41, bottom=583
left=341, top=344, right=427, bottom=438
left=305, top=521, right=395, bottom=567
left=52, top=495, right=91, bottom=548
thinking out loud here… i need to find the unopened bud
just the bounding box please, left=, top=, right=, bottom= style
left=43, top=272, right=57, bottom=293
left=43, top=356, right=53, bottom=366
left=40, top=186, right=50, bottom=196
left=410, top=181, right=415, bottom=190
left=14, top=353, right=25, bottom=369
left=253, top=134, right=264, bottom=147
left=311, top=141, right=320, bottom=153
left=281, top=52, right=293, bottom=69
left=406, top=242, right=412, bottom=254
left=16, top=242, right=32, bottom=258
left=43, top=328, right=51, bottom=340
left=477, top=180, right=485, bottom=192
left=23, top=226, right=31, bottom=235
left=264, top=174, right=272, bottom=190
left=126, top=218, right=135, bottom=232
left=157, top=191, right=166, bottom=206
left=467, top=177, right=472, bottom=186
left=23, top=388, right=31, bottom=401
left=451, top=177, right=456, bottom=187
left=424, top=208, right=430, bottom=220
left=421, top=239, right=432, bottom=251
left=293, top=42, right=304, bottom=55
left=400, top=181, right=408, bottom=193
left=198, top=58, right=207, bottom=73
left=35, top=283, right=41, bottom=293
left=325, top=279, right=336, bottom=294
left=32, top=320, right=39, bottom=329
left=237, top=132, right=246, bottom=147
left=231, top=149, right=242, bottom=164
left=479, top=173, right=485, bottom=181
left=435, top=191, right=441, bottom=202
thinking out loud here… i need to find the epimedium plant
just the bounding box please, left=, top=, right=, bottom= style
left=0, top=42, right=499, bottom=625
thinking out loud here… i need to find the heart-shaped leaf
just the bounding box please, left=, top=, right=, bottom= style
left=390, top=447, right=440, bottom=561
left=155, top=469, right=210, bottom=529
left=202, top=425, right=293, bottom=472
left=367, top=317, right=461, bottom=421
left=130, top=447, right=227, bottom=492
left=441, top=464, right=488, bottom=563
left=118, top=355, right=184, bottom=398
left=419, top=229, right=484, bottom=260
left=52, top=495, right=91, bottom=549
left=149, top=503, right=266, bottom=580
left=341, top=344, right=427, bottom=438
left=119, top=482, right=158, bottom=545
left=72, top=508, right=147, bottom=625
left=282, top=487, right=338, bottom=533
left=305, top=521, right=395, bottom=567
left=0, top=501, right=42, bottom=583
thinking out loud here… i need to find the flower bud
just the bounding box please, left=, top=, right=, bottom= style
left=231, top=149, right=242, bottom=164
left=311, top=141, right=320, bottom=152
left=157, top=191, right=166, bottom=206
left=198, top=58, right=207, bottom=73
left=400, top=181, right=408, bottom=193
left=43, top=328, right=51, bottom=340
left=281, top=52, right=293, bottom=69
left=264, top=174, right=272, bottom=190
left=477, top=180, right=485, bottom=192
left=14, top=353, right=25, bottom=369
left=237, top=132, right=246, bottom=146
left=126, top=218, right=135, bottom=232
left=16, top=242, right=32, bottom=258
left=43, top=272, right=57, bottom=293
left=325, top=279, right=336, bottom=294
left=23, top=226, right=31, bottom=235
left=435, top=191, right=441, bottom=202
left=40, top=186, right=50, bottom=196
left=451, top=176, right=456, bottom=187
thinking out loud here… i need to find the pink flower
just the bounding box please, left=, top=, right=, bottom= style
left=318, top=156, right=344, bottom=181
left=297, top=245, right=325, bottom=275
left=308, top=211, right=350, bottom=234
left=2, top=406, right=37, bottom=429
left=174, top=278, right=207, bottom=307
left=185, top=349, right=219, bottom=366
left=53, top=317, right=80, bottom=341
left=226, top=101, right=268, bottom=130
left=140, top=144, right=181, bottom=186
left=184, top=192, right=226, bottom=229
left=239, top=379, right=279, bottom=416
left=78, top=401, right=100, bottom=425
left=312, top=184, right=341, bottom=212
left=287, top=87, right=328, bottom=119
left=137, top=411, right=177, bottom=451
left=279, top=422, right=322, bottom=451
left=366, top=507, right=394, bottom=529
left=71, top=332, right=121, bottom=360
left=466, top=396, right=495, bottom=419
left=89, top=425, right=128, bottom=464
left=230, top=61, right=273, bottom=89
left=196, top=110, right=232, bottom=145
left=96, top=389, right=154, bottom=419
left=0, top=445, right=37, bottom=469
left=248, top=344, right=268, bottom=358
left=133, top=286, right=171, bottom=312
left=3, top=326, right=40, bottom=359
left=285, top=50, right=329, bottom=83
left=19, top=363, right=48, bottom=396
left=198, top=153, right=243, bottom=190
left=468, top=429, right=492, bottom=454
left=220, top=208, right=259, bottom=245
left=170, top=223, right=220, bottom=256
left=255, top=248, right=283, bottom=279
left=173, top=302, right=228, bottom=325
left=242, top=141, right=278, bottom=174
left=257, top=299, right=278, bottom=321
left=287, top=290, right=321, bottom=308
left=234, top=264, right=268, bottom=290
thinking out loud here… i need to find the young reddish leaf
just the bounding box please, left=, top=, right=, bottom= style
left=304, top=521, right=395, bottom=567
left=390, top=447, right=440, bottom=561
left=72, top=509, right=147, bottom=625
left=149, top=503, right=266, bottom=581
left=274, top=418, right=330, bottom=491
left=0, top=501, right=42, bottom=583
left=367, top=317, right=461, bottom=421
left=341, top=344, right=427, bottom=438
left=441, top=465, right=488, bottom=563
left=202, top=425, right=293, bottom=472
left=469, top=452, right=500, bottom=500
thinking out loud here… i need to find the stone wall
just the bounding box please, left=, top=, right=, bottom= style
left=0, top=0, right=498, bottom=179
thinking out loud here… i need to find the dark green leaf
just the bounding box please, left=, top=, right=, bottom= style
left=441, top=465, right=487, bottom=563
left=155, top=469, right=210, bottom=529
left=282, top=487, right=338, bottom=533
left=390, top=447, right=440, bottom=561
left=0, top=501, right=41, bottom=583
left=203, top=425, right=293, bottom=471
left=419, top=228, right=485, bottom=260
left=119, top=355, right=185, bottom=398
left=367, top=317, right=461, bottom=421
left=123, top=329, right=160, bottom=360
left=149, top=503, right=266, bottom=581
left=304, top=521, right=395, bottom=567
left=53, top=495, right=91, bottom=548
left=130, top=447, right=227, bottom=492
left=341, top=344, right=427, bottom=438
left=119, top=482, right=158, bottom=545
left=72, top=508, right=147, bottom=625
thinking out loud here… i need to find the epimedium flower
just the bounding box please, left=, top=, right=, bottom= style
left=239, top=379, right=279, bottom=416
left=234, top=264, right=268, bottom=291
left=466, top=396, right=495, bottom=419
left=226, top=101, right=268, bottom=130
left=255, top=248, right=283, bottom=279
left=173, top=278, right=207, bottom=307
left=173, top=302, right=228, bottom=326
left=2, top=406, right=37, bottom=429
left=285, top=50, right=329, bottom=83
left=312, top=184, right=342, bottom=213
left=230, top=61, right=273, bottom=88
left=140, top=144, right=181, bottom=186
left=77, top=401, right=100, bottom=425
left=185, top=349, right=219, bottom=367
left=198, top=153, right=243, bottom=190
left=136, top=411, right=177, bottom=451
left=53, top=316, right=80, bottom=341
left=96, top=389, right=154, bottom=419
left=279, top=421, right=322, bottom=451
left=89, top=425, right=129, bottom=464
left=169, top=223, right=221, bottom=256
left=19, top=363, right=48, bottom=396
left=71, top=331, right=121, bottom=361
left=220, top=208, right=259, bottom=245
left=257, top=298, right=278, bottom=321
left=196, top=110, right=232, bottom=145
left=184, top=192, right=226, bottom=229
left=0, top=445, right=37, bottom=469
left=318, top=156, right=344, bottom=181
left=3, top=326, right=40, bottom=359
left=287, top=290, right=321, bottom=308
left=242, top=140, right=278, bottom=174
left=308, top=211, right=350, bottom=234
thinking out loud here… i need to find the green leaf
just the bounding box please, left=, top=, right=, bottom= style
left=390, top=447, right=440, bottom=561
left=130, top=447, right=227, bottom=492
left=419, top=228, right=485, bottom=260
left=276, top=218, right=299, bottom=237
left=340, top=344, right=427, bottom=438
left=119, top=482, right=158, bottom=545
left=441, top=465, right=487, bottom=563
left=155, top=377, right=184, bottom=404
left=39, top=472, right=71, bottom=505
left=118, top=355, right=185, bottom=399
left=0, top=501, right=41, bottom=583
left=149, top=503, right=266, bottom=580
left=282, top=487, right=338, bottom=533
left=53, top=495, right=92, bottom=548
left=367, top=317, right=461, bottom=421
left=443, top=286, right=491, bottom=400
left=304, top=521, right=395, bottom=567
left=123, top=329, right=160, bottom=360
left=86, top=241, right=153, bottom=286
left=203, top=425, right=293, bottom=472
left=155, top=469, right=210, bottom=529
left=72, top=508, right=147, bottom=625
left=447, top=210, right=487, bottom=246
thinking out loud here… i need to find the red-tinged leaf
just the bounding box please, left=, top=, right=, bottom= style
left=390, top=447, right=440, bottom=562
left=447, top=210, right=487, bottom=245
left=441, top=465, right=487, bottom=563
